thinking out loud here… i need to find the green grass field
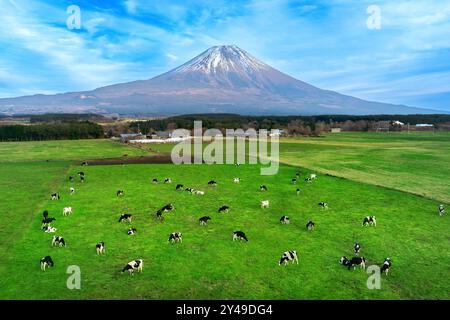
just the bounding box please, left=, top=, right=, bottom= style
left=0, top=134, right=449, bottom=299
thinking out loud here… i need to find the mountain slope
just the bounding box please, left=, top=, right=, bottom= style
left=0, top=45, right=437, bottom=115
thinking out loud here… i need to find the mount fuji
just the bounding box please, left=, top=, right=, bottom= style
left=0, top=45, right=436, bottom=115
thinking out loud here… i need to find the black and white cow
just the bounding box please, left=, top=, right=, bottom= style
left=51, top=193, right=60, bottom=200
left=304, top=178, right=312, bottom=183
left=96, top=241, right=105, bottom=255
left=280, top=215, right=290, bottom=224
left=122, top=259, right=143, bottom=275
left=77, top=171, right=85, bottom=177
left=116, top=190, right=124, bottom=197
left=208, top=180, right=218, bottom=186
left=69, top=176, right=74, bottom=182
left=185, top=187, right=195, bottom=193
left=232, top=231, right=248, bottom=242
left=318, top=202, right=328, bottom=209
left=127, top=228, right=137, bottom=235
left=296, top=188, right=301, bottom=195
left=339, top=256, right=351, bottom=268
left=218, top=205, right=229, bottom=213
left=80, top=176, right=85, bottom=183
left=42, top=217, right=56, bottom=227
left=152, top=178, right=158, bottom=184
left=52, top=236, right=66, bottom=247
left=162, top=203, right=175, bottom=212
left=306, top=220, right=315, bottom=231
left=81, top=161, right=88, bottom=166
left=233, top=178, right=240, bottom=183
left=260, top=185, right=268, bottom=192
left=279, top=250, right=298, bottom=266
left=168, top=232, right=182, bottom=243
left=199, top=216, right=211, bottom=226
left=176, top=184, right=184, bottom=190
left=43, top=210, right=49, bottom=219
left=439, top=204, right=445, bottom=217
left=261, top=200, right=270, bottom=208
left=291, top=178, right=297, bottom=184
left=296, top=172, right=301, bottom=177
left=40, top=256, right=54, bottom=271
left=164, top=178, right=172, bottom=184
left=69, top=187, right=75, bottom=195
left=380, top=258, right=392, bottom=275
left=348, top=257, right=366, bottom=270
left=43, top=225, right=57, bottom=233
left=118, top=213, right=133, bottom=223
left=362, top=216, right=377, bottom=227
left=354, top=242, right=361, bottom=255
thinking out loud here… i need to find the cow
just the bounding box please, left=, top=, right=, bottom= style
left=63, top=207, right=72, bottom=216
left=43, top=225, right=57, bottom=233
left=127, top=228, right=137, bottom=235
left=261, top=200, right=270, bottom=209
left=80, top=176, right=85, bottom=183
left=43, top=210, right=49, bottom=219
left=164, top=178, right=172, bottom=184
left=96, top=241, right=106, bottom=255
left=339, top=256, right=352, bottom=268
left=42, top=217, right=56, bottom=227
left=208, top=180, right=218, bottom=186
left=306, top=220, right=315, bottom=231
left=52, top=236, right=66, bottom=247
left=81, top=161, right=88, bottom=166
left=279, top=250, right=298, bottom=266
left=291, top=178, right=297, bottom=184
left=176, top=184, right=184, bottom=190
left=318, top=202, right=328, bottom=209
left=77, top=171, right=85, bottom=177
left=439, top=204, right=445, bottom=217
left=40, top=256, right=54, bottom=271
left=152, top=178, right=158, bottom=184
left=296, top=172, right=301, bottom=177
left=199, top=216, right=211, bottom=226
left=233, top=231, right=248, bottom=242
left=348, top=257, right=366, bottom=270
left=233, top=178, right=240, bottom=183
left=122, top=259, right=143, bottom=275
left=116, top=190, right=124, bottom=197
left=218, top=205, right=229, bottom=213
left=296, top=188, right=301, bottom=195
left=195, top=190, right=205, bottom=195
left=118, top=213, right=133, bottom=223
left=51, top=193, right=60, bottom=200
left=380, top=258, right=392, bottom=275
left=280, top=215, right=290, bottom=224
left=168, top=232, right=182, bottom=243
left=310, top=174, right=317, bottom=180
left=362, top=216, right=377, bottom=227
left=69, top=176, right=74, bottom=182
left=260, top=185, right=268, bottom=192
left=185, top=187, right=195, bottom=193
left=354, top=243, right=361, bottom=255
left=304, top=178, right=312, bottom=183
left=161, top=203, right=174, bottom=212
left=69, top=187, right=75, bottom=195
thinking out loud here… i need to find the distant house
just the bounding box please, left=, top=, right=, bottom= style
left=150, top=131, right=172, bottom=139
left=331, top=128, right=341, bottom=133
left=392, top=121, right=405, bottom=126
left=120, top=133, right=145, bottom=143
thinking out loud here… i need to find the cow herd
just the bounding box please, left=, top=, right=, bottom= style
left=38, top=166, right=447, bottom=282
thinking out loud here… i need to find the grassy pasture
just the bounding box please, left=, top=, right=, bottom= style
left=0, top=134, right=449, bottom=299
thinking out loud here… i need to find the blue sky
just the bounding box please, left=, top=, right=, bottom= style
left=1, top=0, right=450, bottom=111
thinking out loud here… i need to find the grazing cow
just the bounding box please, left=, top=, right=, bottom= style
left=195, top=190, right=205, bottom=195
left=233, top=178, right=240, bottom=183
left=280, top=215, right=290, bottom=224
left=176, top=184, right=184, bottom=190
left=69, top=176, right=74, bottom=182
left=116, top=190, right=124, bottom=197
left=69, top=187, right=75, bottom=195
left=43, top=210, right=49, bottom=219
left=42, top=217, right=56, bottom=227
left=152, top=178, right=158, bottom=184
left=168, top=232, right=182, bottom=243
left=51, top=193, right=60, bottom=200
left=43, top=225, right=57, bottom=233
left=40, top=256, right=54, bottom=271
left=362, top=216, right=377, bottom=227
left=296, top=188, right=301, bottom=195
left=164, top=178, right=172, bottom=184
left=354, top=243, right=361, bottom=255
left=296, top=172, right=300, bottom=177
left=199, top=216, right=211, bottom=226
left=260, top=185, right=268, bottom=192
left=81, top=161, right=88, bottom=166
left=185, top=187, right=195, bottom=193
left=127, top=228, right=137, bottom=235
left=118, top=213, right=133, bottom=223
left=80, top=176, right=85, bottom=183
left=208, top=180, right=218, bottom=186
left=233, top=231, right=248, bottom=242
left=162, top=203, right=174, bottom=212
left=439, top=204, right=445, bottom=217
left=63, top=207, right=72, bottom=216
left=304, top=178, right=312, bottom=183
left=380, top=258, right=392, bottom=275
left=52, top=236, right=66, bottom=247
left=218, top=205, right=229, bottom=213
left=122, top=259, right=143, bottom=275
left=279, top=250, right=298, bottom=266
left=339, top=256, right=352, bottom=268
left=306, top=220, right=315, bottom=231
left=96, top=241, right=106, bottom=255
left=77, top=171, right=85, bottom=177
left=318, top=202, right=328, bottom=209
left=310, top=174, right=317, bottom=180
left=348, top=257, right=367, bottom=270
left=291, top=178, right=297, bottom=184
left=261, top=200, right=270, bottom=209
